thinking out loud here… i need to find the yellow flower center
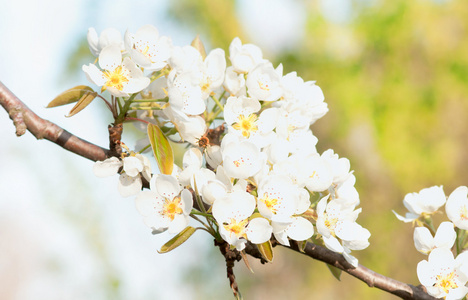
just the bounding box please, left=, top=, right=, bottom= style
left=224, top=218, right=249, bottom=238
left=232, top=114, right=258, bottom=138
left=324, top=213, right=339, bottom=236
left=200, top=76, right=212, bottom=94
left=436, top=271, right=458, bottom=294
left=260, top=193, right=279, bottom=214
left=102, top=66, right=129, bottom=91
left=163, top=197, right=183, bottom=221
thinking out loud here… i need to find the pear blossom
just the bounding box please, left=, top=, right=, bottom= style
left=82, top=45, right=150, bottom=97
left=301, top=153, right=333, bottom=192
left=212, top=190, right=272, bottom=250
left=221, top=138, right=265, bottom=179
left=135, top=174, right=193, bottom=234
left=271, top=154, right=307, bottom=186
left=93, top=154, right=151, bottom=197
left=198, top=48, right=226, bottom=99
left=393, top=186, right=446, bottom=223
left=168, top=46, right=226, bottom=112
left=330, top=174, right=360, bottom=208
left=413, top=222, right=456, bottom=255
left=87, top=27, right=124, bottom=57
left=167, top=70, right=206, bottom=115
left=272, top=217, right=314, bottom=246
left=245, top=62, right=283, bottom=101
left=446, top=186, right=468, bottom=230
left=279, top=72, right=328, bottom=124
left=417, top=248, right=468, bottom=300
left=201, top=166, right=247, bottom=205
left=229, top=37, right=265, bottom=73
left=205, top=145, right=223, bottom=169
left=272, top=188, right=314, bottom=246
left=223, top=66, right=246, bottom=96
left=316, top=196, right=370, bottom=267
left=178, top=147, right=215, bottom=193
left=224, top=96, right=261, bottom=130
left=169, top=45, right=204, bottom=73
left=322, top=149, right=351, bottom=185
left=223, top=96, right=277, bottom=147
left=257, top=175, right=300, bottom=223
left=124, top=24, right=172, bottom=71
left=162, top=107, right=207, bottom=145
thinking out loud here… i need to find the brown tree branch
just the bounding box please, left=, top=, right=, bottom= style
left=0, top=81, right=109, bottom=162
left=0, top=81, right=436, bottom=300
left=284, top=242, right=436, bottom=300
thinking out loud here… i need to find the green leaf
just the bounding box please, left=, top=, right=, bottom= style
left=47, top=85, right=94, bottom=108
left=191, top=35, right=206, bottom=59
left=158, top=226, right=196, bottom=253
left=326, top=263, right=342, bottom=281
left=147, top=123, right=174, bottom=175
left=299, top=240, right=307, bottom=253
left=257, top=240, right=274, bottom=262
left=65, top=91, right=98, bottom=117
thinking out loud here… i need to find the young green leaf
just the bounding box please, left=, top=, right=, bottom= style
left=158, top=226, right=197, bottom=253
left=47, top=85, right=94, bottom=108
left=66, top=91, right=98, bottom=117
left=257, top=240, right=274, bottom=262
left=147, top=123, right=174, bottom=175
left=326, top=263, right=342, bottom=281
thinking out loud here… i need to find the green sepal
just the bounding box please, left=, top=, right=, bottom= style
left=257, top=240, right=274, bottom=262
left=47, top=85, right=94, bottom=108
left=158, top=226, right=197, bottom=253
left=147, top=123, right=174, bottom=175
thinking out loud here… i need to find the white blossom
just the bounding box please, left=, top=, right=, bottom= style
left=414, top=222, right=456, bottom=255
left=446, top=186, right=468, bottom=230
left=417, top=248, right=468, bottom=300
left=393, top=186, right=446, bottom=223
left=83, top=45, right=150, bottom=97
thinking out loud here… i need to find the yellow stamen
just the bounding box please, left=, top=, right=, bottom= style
left=102, top=66, right=129, bottom=91
left=260, top=193, right=280, bottom=214
left=324, top=213, right=339, bottom=236
left=232, top=114, right=258, bottom=138
left=224, top=218, right=249, bottom=238
left=163, top=197, right=183, bottom=221
left=436, top=271, right=458, bottom=294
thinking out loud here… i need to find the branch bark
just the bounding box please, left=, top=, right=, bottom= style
left=0, top=81, right=109, bottom=162
left=285, top=242, right=436, bottom=300
left=0, top=81, right=437, bottom=300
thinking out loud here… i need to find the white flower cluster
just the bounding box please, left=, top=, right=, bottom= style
left=395, top=186, right=468, bottom=300
left=89, top=25, right=370, bottom=267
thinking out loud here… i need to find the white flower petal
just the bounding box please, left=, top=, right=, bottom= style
left=245, top=218, right=272, bottom=244
left=93, top=157, right=122, bottom=177
left=118, top=174, right=142, bottom=197
left=99, top=45, right=122, bottom=70
left=285, top=217, right=314, bottom=241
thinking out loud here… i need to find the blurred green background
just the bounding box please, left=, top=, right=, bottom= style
left=3, top=0, right=468, bottom=299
